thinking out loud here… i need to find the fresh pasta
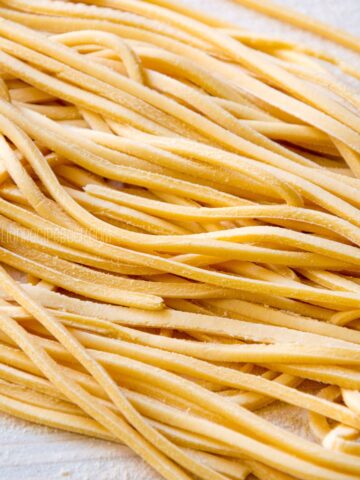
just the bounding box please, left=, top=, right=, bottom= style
left=0, top=1, right=358, bottom=479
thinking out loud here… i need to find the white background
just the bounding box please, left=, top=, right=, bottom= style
left=0, top=1, right=359, bottom=479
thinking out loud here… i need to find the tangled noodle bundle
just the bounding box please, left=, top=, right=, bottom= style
left=0, top=1, right=358, bottom=479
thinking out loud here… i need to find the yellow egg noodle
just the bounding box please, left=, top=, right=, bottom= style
left=0, top=1, right=358, bottom=479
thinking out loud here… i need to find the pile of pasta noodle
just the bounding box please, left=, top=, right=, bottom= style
left=0, top=0, right=359, bottom=479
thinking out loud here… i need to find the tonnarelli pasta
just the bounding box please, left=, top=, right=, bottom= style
left=0, top=2, right=358, bottom=480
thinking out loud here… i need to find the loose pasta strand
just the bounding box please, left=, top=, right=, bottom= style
left=231, top=0, right=360, bottom=53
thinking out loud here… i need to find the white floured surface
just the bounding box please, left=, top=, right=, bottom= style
left=0, top=1, right=359, bottom=479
